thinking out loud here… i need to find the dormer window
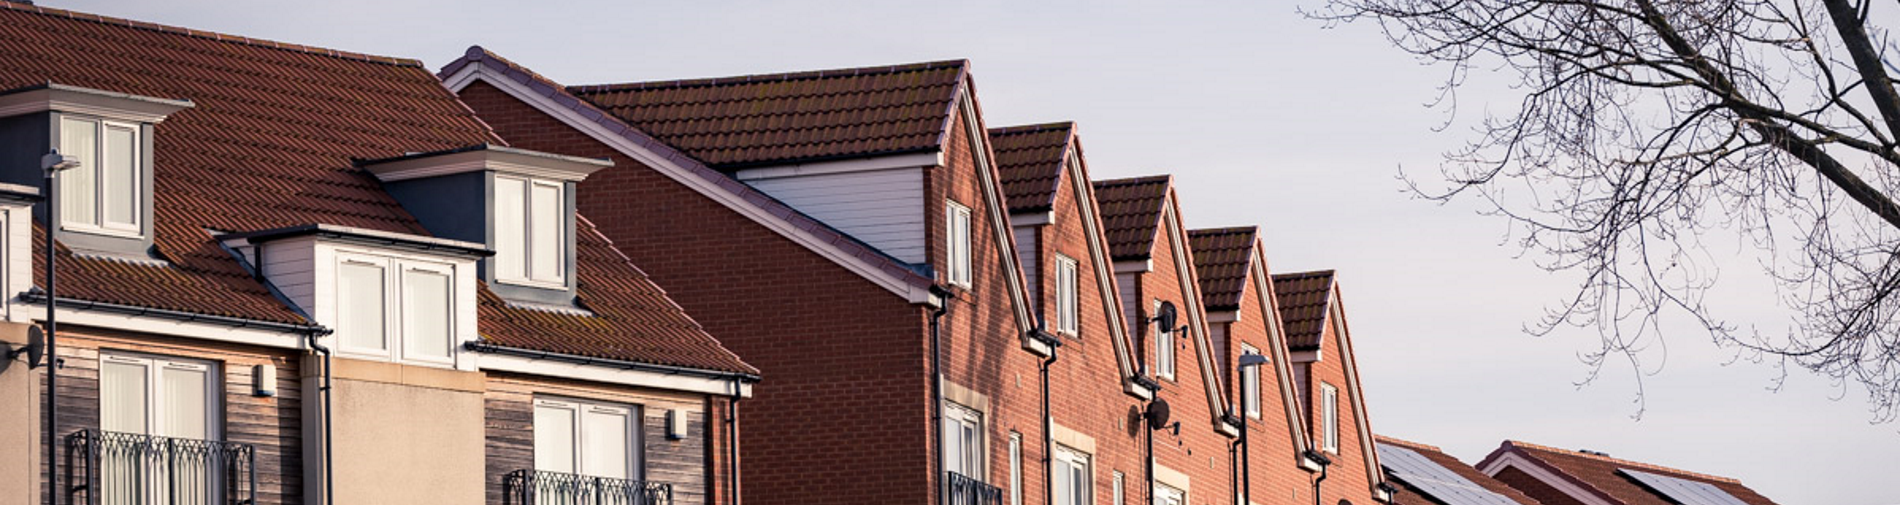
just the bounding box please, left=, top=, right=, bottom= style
left=57, top=116, right=142, bottom=235
left=337, top=253, right=456, bottom=364
left=494, top=176, right=566, bottom=286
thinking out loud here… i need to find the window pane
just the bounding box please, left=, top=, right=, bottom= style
left=160, top=365, right=209, bottom=440
left=59, top=118, right=97, bottom=227
left=534, top=403, right=576, bottom=473
left=1053, top=458, right=1070, bottom=505
left=495, top=177, right=526, bottom=281
left=338, top=261, right=387, bottom=352
left=402, top=268, right=452, bottom=360
left=581, top=407, right=631, bottom=478
left=529, top=182, right=562, bottom=282
left=100, top=359, right=148, bottom=434
left=103, top=124, right=138, bottom=228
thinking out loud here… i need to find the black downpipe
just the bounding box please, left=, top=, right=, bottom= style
left=728, top=379, right=742, bottom=505
left=1229, top=437, right=1240, bottom=505
left=306, top=332, right=335, bottom=505
left=1036, top=332, right=1059, bottom=505
left=1240, top=414, right=1251, bottom=505
left=926, top=286, right=953, bottom=504
left=1144, top=403, right=1154, bottom=505
left=1308, top=451, right=1330, bottom=505
left=44, top=160, right=59, bottom=505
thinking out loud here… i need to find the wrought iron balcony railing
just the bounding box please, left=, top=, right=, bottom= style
left=944, top=471, right=1004, bottom=505
left=503, top=469, right=674, bottom=505
left=64, top=429, right=257, bottom=505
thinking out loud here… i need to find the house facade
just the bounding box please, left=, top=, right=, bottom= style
left=0, top=4, right=755, bottom=505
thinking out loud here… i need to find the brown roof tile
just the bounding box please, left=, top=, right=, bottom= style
left=1092, top=175, right=1172, bottom=260
left=990, top=122, right=1073, bottom=213
left=1187, top=227, right=1257, bottom=311
left=1376, top=436, right=1543, bottom=505
left=566, top=60, right=967, bottom=169
left=3, top=4, right=754, bottom=374
left=1271, top=270, right=1335, bottom=350
left=1486, top=441, right=1780, bottom=505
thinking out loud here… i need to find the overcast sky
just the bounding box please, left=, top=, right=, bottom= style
left=51, top=0, right=1893, bottom=502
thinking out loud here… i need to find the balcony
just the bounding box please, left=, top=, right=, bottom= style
left=64, top=429, right=257, bottom=505
left=944, top=471, right=1003, bottom=505
left=503, top=469, right=673, bottom=505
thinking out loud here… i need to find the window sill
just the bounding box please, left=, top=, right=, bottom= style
left=496, top=277, right=568, bottom=290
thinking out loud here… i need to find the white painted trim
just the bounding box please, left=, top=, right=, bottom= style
left=732, top=151, right=943, bottom=180
left=441, top=62, right=936, bottom=304
left=1289, top=350, right=1321, bottom=363
left=1479, top=452, right=1618, bottom=505
left=1009, top=212, right=1053, bottom=227
left=1158, top=200, right=1231, bottom=435
left=1153, top=464, right=1191, bottom=495
left=477, top=351, right=753, bottom=397
left=1206, top=310, right=1239, bottom=323
left=1251, top=250, right=1315, bottom=458
left=1064, top=154, right=1146, bottom=399
left=0, top=84, right=193, bottom=123
left=1113, top=260, right=1153, bottom=273
left=1327, top=288, right=1388, bottom=489
left=24, top=305, right=308, bottom=350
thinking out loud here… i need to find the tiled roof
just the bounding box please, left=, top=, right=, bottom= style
left=1271, top=270, right=1335, bottom=350
left=1485, top=441, right=1779, bottom=505
left=1092, top=175, right=1172, bottom=260
left=438, top=47, right=934, bottom=288
left=565, top=60, right=967, bottom=169
left=1187, top=227, right=1258, bottom=311
left=1, top=4, right=754, bottom=375
left=1375, top=436, right=1543, bottom=505
left=990, top=122, right=1074, bottom=213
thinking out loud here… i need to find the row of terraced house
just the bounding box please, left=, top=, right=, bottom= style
left=0, top=3, right=1789, bottom=505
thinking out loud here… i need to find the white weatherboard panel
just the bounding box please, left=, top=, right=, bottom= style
left=1015, top=226, right=1039, bottom=310
left=739, top=166, right=926, bottom=263
left=1377, top=444, right=1522, bottom=505
left=1617, top=469, right=1750, bottom=505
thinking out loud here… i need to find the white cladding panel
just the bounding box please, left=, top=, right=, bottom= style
left=1014, top=226, right=1039, bottom=311
left=738, top=167, right=926, bottom=263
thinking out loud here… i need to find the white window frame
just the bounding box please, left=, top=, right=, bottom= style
left=945, top=201, right=972, bottom=288
left=334, top=251, right=458, bottom=366
left=57, top=115, right=144, bottom=237
left=1055, top=255, right=1079, bottom=336
left=1112, top=471, right=1124, bottom=505
left=1009, top=432, right=1023, bottom=505
left=1321, top=383, right=1340, bottom=453
left=1154, top=482, right=1186, bottom=505
left=942, top=401, right=985, bottom=480
left=1153, top=300, right=1175, bottom=380
left=1241, top=345, right=1261, bottom=419
left=534, top=396, right=643, bottom=479
left=495, top=175, right=567, bottom=288
left=98, top=351, right=220, bottom=439
left=1053, top=445, right=1092, bottom=505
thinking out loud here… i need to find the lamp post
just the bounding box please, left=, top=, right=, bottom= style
left=1235, top=353, right=1269, bottom=505
left=41, top=150, right=77, bottom=505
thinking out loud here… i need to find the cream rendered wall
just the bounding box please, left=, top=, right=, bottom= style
left=304, top=356, right=486, bottom=505
left=0, top=322, right=38, bottom=503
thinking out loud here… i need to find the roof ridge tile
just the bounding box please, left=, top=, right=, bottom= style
left=568, top=59, right=970, bottom=93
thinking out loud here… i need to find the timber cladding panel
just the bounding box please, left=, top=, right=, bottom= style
left=484, top=372, right=713, bottom=505
left=38, top=325, right=304, bottom=505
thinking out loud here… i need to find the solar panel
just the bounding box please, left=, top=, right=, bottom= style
left=1617, top=468, right=1751, bottom=505
left=1375, top=444, right=1522, bottom=505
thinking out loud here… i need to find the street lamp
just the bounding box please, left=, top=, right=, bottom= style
left=1235, top=353, right=1269, bottom=505
left=42, top=150, right=77, bottom=505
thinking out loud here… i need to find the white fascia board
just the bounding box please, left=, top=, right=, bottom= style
left=441, top=62, right=935, bottom=305
left=1206, top=310, right=1239, bottom=323
left=1253, top=251, right=1314, bottom=456
left=1479, top=452, right=1618, bottom=505
left=1010, top=212, right=1054, bottom=227
left=1114, top=260, right=1153, bottom=273
left=478, top=351, right=753, bottom=397
left=1290, top=349, right=1321, bottom=363
left=365, top=146, right=611, bottom=183
left=0, top=83, right=194, bottom=123
left=732, top=151, right=943, bottom=181
left=23, top=305, right=308, bottom=350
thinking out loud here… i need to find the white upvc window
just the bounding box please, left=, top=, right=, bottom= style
left=1321, top=383, right=1340, bottom=453
left=1112, top=471, right=1124, bottom=505
left=57, top=116, right=142, bottom=236
left=1053, top=445, right=1092, bottom=505
left=945, top=201, right=972, bottom=288
left=1153, top=301, right=1175, bottom=380
left=100, top=352, right=218, bottom=440
left=1055, top=255, right=1079, bottom=336
left=535, top=397, right=642, bottom=479
left=1241, top=345, right=1262, bottom=419
left=336, top=253, right=457, bottom=365
left=1009, top=432, right=1023, bottom=505
left=1154, top=483, right=1186, bottom=505
left=942, top=402, right=984, bottom=480
left=495, top=176, right=566, bottom=286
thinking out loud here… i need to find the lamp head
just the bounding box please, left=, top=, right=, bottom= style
left=1237, top=353, right=1269, bottom=368
left=41, top=151, right=79, bottom=173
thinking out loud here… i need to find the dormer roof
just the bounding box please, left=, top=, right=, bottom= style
left=1092, top=175, right=1172, bottom=261
left=1272, top=269, right=1336, bottom=350
left=564, top=60, right=968, bottom=169
left=991, top=122, right=1075, bottom=214
left=1187, top=226, right=1258, bottom=312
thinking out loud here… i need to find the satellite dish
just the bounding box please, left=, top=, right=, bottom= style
left=1153, top=301, right=1178, bottom=331
left=1143, top=398, right=1172, bottom=429
left=7, top=326, right=43, bottom=368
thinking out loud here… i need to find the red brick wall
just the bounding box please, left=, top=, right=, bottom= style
left=1302, top=303, right=1380, bottom=505
left=1221, top=265, right=1313, bottom=504
left=458, top=81, right=934, bottom=505
left=1133, top=211, right=1241, bottom=505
